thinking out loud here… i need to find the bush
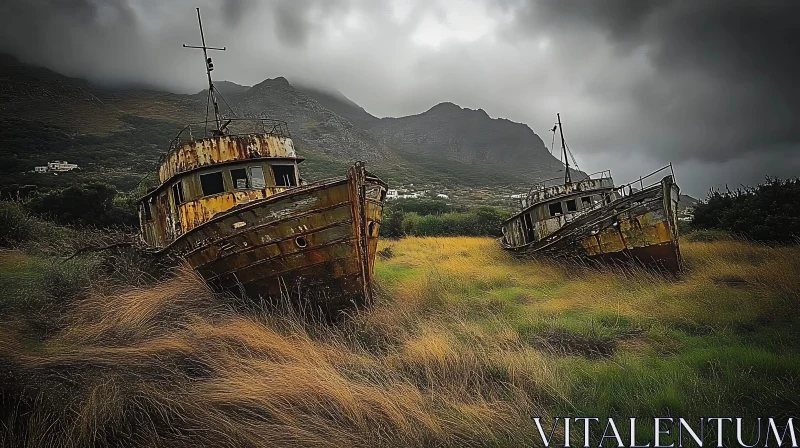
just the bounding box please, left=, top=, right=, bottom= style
left=380, top=198, right=510, bottom=238
left=381, top=208, right=405, bottom=238
left=26, top=182, right=138, bottom=228
left=388, top=198, right=455, bottom=215
left=389, top=207, right=509, bottom=238
left=0, top=201, right=38, bottom=247
left=692, top=177, right=800, bottom=244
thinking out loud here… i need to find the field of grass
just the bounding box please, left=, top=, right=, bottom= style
left=1, top=236, right=799, bottom=446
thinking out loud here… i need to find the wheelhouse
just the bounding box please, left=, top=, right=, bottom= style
left=502, top=172, right=618, bottom=247
left=138, top=119, right=304, bottom=248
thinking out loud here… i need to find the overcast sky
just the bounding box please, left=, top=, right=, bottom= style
left=2, top=0, right=799, bottom=197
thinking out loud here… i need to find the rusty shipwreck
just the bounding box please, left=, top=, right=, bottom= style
left=500, top=114, right=682, bottom=273
left=136, top=10, right=387, bottom=311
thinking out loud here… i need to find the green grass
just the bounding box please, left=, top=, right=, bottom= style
left=370, top=236, right=800, bottom=445
left=0, top=235, right=798, bottom=446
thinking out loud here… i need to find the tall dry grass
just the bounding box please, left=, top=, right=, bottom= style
left=2, top=235, right=799, bottom=446
left=1, top=262, right=546, bottom=447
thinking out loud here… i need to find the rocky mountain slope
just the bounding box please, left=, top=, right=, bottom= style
left=1, top=54, right=570, bottom=190
left=368, top=102, right=565, bottom=179
left=235, top=77, right=393, bottom=163
left=295, top=84, right=379, bottom=130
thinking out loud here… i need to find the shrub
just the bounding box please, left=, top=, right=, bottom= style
left=692, top=177, right=800, bottom=244
left=0, top=201, right=38, bottom=247
left=380, top=208, right=405, bottom=238
left=388, top=198, right=455, bottom=215
left=26, top=182, right=138, bottom=228
left=397, top=207, right=509, bottom=237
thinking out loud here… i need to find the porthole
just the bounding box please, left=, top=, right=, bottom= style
left=295, top=236, right=308, bottom=248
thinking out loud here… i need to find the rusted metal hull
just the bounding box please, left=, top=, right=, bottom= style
left=159, top=163, right=386, bottom=312
left=503, top=176, right=682, bottom=273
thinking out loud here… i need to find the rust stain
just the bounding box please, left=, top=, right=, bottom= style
left=158, top=134, right=297, bottom=183
left=502, top=174, right=682, bottom=273
left=138, top=124, right=387, bottom=312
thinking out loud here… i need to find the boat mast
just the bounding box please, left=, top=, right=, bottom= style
left=183, top=8, right=226, bottom=134
left=557, top=113, right=572, bottom=185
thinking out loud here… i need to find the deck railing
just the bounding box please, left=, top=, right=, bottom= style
left=526, top=169, right=613, bottom=197
left=612, top=164, right=674, bottom=199
left=166, top=118, right=291, bottom=155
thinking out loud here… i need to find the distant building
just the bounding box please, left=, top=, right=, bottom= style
left=386, top=189, right=399, bottom=200
left=36, top=161, right=79, bottom=173
left=436, top=193, right=449, bottom=199
left=47, top=161, right=79, bottom=172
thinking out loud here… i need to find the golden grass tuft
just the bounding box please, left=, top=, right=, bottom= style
left=1, top=262, right=543, bottom=446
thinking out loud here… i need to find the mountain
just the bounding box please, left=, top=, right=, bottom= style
left=680, top=194, right=699, bottom=205
left=194, top=81, right=251, bottom=101
left=678, top=194, right=699, bottom=213
left=1, top=54, right=570, bottom=193
left=210, top=80, right=251, bottom=96
left=0, top=57, right=411, bottom=190
left=235, top=77, right=393, bottom=164
left=295, top=84, right=379, bottom=129
left=368, top=102, right=569, bottom=179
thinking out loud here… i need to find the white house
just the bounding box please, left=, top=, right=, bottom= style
left=46, top=161, right=79, bottom=172
left=436, top=193, right=449, bottom=199
left=386, top=189, right=399, bottom=200
left=34, top=166, right=48, bottom=173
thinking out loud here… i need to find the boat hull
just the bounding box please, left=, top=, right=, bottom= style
left=161, top=163, right=386, bottom=312
left=503, top=176, right=681, bottom=273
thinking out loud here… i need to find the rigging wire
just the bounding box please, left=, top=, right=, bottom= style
left=546, top=124, right=558, bottom=180
left=214, top=88, right=238, bottom=119
left=564, top=140, right=581, bottom=173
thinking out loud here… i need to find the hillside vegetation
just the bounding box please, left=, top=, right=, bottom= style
left=1, top=233, right=798, bottom=446
left=1, top=53, right=568, bottom=196
left=691, top=177, right=800, bottom=243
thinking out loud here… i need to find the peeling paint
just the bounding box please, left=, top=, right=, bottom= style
left=502, top=175, right=682, bottom=273
left=159, top=134, right=298, bottom=183
left=138, top=125, right=387, bottom=311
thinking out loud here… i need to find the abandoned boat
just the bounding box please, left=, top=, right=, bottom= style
left=136, top=10, right=387, bottom=311
left=500, top=114, right=682, bottom=273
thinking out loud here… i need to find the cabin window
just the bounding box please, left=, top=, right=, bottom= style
left=171, top=181, right=185, bottom=205
left=566, top=199, right=577, bottom=212
left=581, top=196, right=592, bottom=208
left=200, top=171, right=225, bottom=196
left=250, top=166, right=266, bottom=189
left=141, top=201, right=152, bottom=221
left=272, top=165, right=297, bottom=187
left=549, top=202, right=563, bottom=217
left=231, top=168, right=249, bottom=189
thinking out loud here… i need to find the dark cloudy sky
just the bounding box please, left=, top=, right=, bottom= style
left=2, top=0, right=799, bottom=197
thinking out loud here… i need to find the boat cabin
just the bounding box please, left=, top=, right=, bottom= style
left=138, top=119, right=304, bottom=249
left=502, top=173, right=618, bottom=248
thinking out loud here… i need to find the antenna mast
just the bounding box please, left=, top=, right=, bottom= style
left=183, top=8, right=226, bottom=134
left=557, top=113, right=571, bottom=184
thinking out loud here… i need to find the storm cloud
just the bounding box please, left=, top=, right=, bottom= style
left=1, top=0, right=798, bottom=196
